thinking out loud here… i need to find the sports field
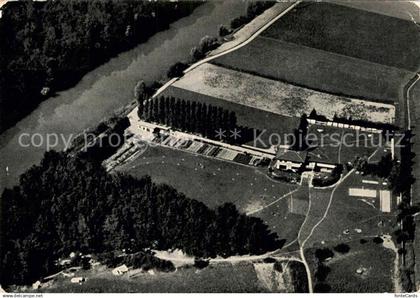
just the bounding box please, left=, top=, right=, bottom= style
left=261, top=2, right=420, bottom=71
left=172, top=63, right=395, bottom=124
left=212, top=37, right=412, bottom=103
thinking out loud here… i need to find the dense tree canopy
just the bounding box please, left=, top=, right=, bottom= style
left=0, top=151, right=280, bottom=285
left=139, top=96, right=239, bottom=142
left=0, top=0, right=201, bottom=132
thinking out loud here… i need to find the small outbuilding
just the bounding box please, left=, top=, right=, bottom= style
left=32, top=280, right=42, bottom=289
left=70, top=277, right=86, bottom=284
left=112, top=264, right=129, bottom=276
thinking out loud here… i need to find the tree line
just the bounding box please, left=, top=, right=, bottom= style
left=0, top=151, right=280, bottom=286
left=0, top=0, right=201, bottom=132
left=138, top=96, right=239, bottom=142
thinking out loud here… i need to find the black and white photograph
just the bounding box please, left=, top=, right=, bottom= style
left=0, top=0, right=419, bottom=294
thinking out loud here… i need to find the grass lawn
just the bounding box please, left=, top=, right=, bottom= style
left=262, top=2, right=420, bottom=71
left=213, top=37, right=412, bottom=103
left=172, top=63, right=395, bottom=124
left=305, top=239, right=395, bottom=293
left=116, top=145, right=302, bottom=245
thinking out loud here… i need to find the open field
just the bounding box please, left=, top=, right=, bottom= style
left=212, top=37, right=412, bottom=104
left=172, top=63, right=396, bottom=124
left=162, top=86, right=299, bottom=148
left=305, top=239, right=395, bottom=293
left=116, top=145, right=303, bottom=245
left=261, top=2, right=420, bottom=71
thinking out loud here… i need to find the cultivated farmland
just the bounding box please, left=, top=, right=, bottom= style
left=212, top=37, right=412, bottom=103
left=172, top=63, right=396, bottom=124
left=261, top=2, right=420, bottom=71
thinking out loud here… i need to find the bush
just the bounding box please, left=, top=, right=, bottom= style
left=190, top=46, right=204, bottom=61
left=230, top=16, right=249, bottom=30
left=373, top=236, right=384, bottom=244
left=246, top=1, right=275, bottom=19
left=218, top=25, right=230, bottom=37
left=315, top=248, right=334, bottom=261
left=167, top=62, right=188, bottom=78
left=288, top=261, right=309, bottom=293
left=97, top=252, right=123, bottom=268
left=263, top=257, right=276, bottom=263
left=313, top=165, right=343, bottom=187
left=199, top=36, right=219, bottom=52
left=333, top=243, right=350, bottom=254
left=124, top=252, right=175, bottom=272
left=314, top=264, right=331, bottom=282
left=194, top=258, right=209, bottom=269
left=190, top=35, right=220, bottom=62
left=273, top=261, right=283, bottom=272
left=314, top=283, right=331, bottom=293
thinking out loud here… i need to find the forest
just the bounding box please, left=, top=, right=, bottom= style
left=0, top=0, right=201, bottom=132
left=0, top=151, right=280, bottom=286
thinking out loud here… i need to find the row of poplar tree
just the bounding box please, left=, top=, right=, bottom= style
left=138, top=96, right=238, bottom=141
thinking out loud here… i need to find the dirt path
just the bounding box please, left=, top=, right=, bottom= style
left=381, top=235, right=403, bottom=293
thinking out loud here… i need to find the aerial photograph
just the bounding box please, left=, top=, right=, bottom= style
left=0, top=0, right=419, bottom=295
